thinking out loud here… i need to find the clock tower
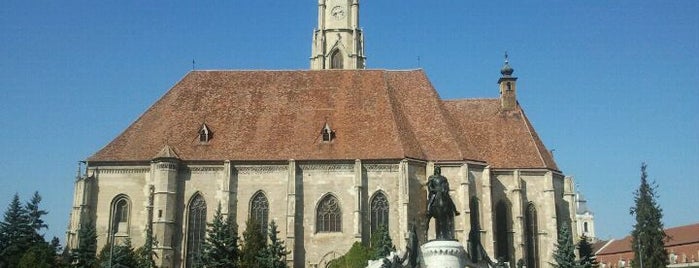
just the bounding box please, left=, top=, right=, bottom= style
left=310, top=0, right=365, bottom=70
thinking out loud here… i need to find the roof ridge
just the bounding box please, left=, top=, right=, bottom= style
left=518, top=105, right=559, bottom=171
left=381, top=71, right=416, bottom=159
left=88, top=72, right=193, bottom=161
left=443, top=97, right=499, bottom=102
left=594, top=239, right=615, bottom=255
left=420, top=72, right=465, bottom=160
left=188, top=69, right=424, bottom=72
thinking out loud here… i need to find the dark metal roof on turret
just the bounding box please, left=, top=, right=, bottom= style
left=500, top=53, right=515, bottom=77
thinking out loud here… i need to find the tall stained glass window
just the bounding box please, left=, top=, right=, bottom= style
left=185, top=194, right=207, bottom=268
left=250, top=191, right=269, bottom=230
left=370, top=192, right=389, bottom=234
left=525, top=202, right=539, bottom=268
left=495, top=200, right=511, bottom=262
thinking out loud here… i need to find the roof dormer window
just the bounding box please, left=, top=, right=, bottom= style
left=198, top=124, right=213, bottom=143
left=321, top=122, right=335, bottom=142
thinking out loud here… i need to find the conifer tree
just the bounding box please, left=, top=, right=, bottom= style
left=18, top=240, right=59, bottom=268
left=258, top=220, right=289, bottom=268
left=25, top=191, right=48, bottom=243
left=369, top=225, right=395, bottom=260
left=99, top=238, right=139, bottom=268
left=240, top=217, right=267, bottom=267
left=553, top=224, right=577, bottom=268
left=0, top=193, right=34, bottom=268
left=577, top=234, right=598, bottom=267
left=71, top=220, right=97, bottom=268
left=201, top=203, right=240, bottom=267
left=327, top=242, right=371, bottom=268
left=134, top=234, right=158, bottom=268
left=629, top=163, right=668, bottom=268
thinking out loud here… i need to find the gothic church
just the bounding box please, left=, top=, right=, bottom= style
left=67, top=1, right=578, bottom=267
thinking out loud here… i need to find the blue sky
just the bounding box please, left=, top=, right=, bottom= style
left=1, top=1, right=697, bottom=243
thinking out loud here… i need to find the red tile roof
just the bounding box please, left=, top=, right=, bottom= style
left=88, top=69, right=558, bottom=170
left=596, top=223, right=699, bottom=266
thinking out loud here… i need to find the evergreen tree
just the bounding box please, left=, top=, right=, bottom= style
left=577, top=234, right=599, bottom=267
left=25, top=191, right=48, bottom=243
left=51, top=236, right=63, bottom=254
left=71, top=221, right=97, bottom=268
left=369, top=225, right=395, bottom=260
left=629, top=163, right=668, bottom=268
left=98, top=239, right=139, bottom=268
left=18, top=241, right=56, bottom=268
left=553, top=224, right=577, bottom=268
left=327, top=242, right=371, bottom=268
left=0, top=193, right=34, bottom=268
left=134, top=235, right=158, bottom=268
left=134, top=223, right=158, bottom=268
left=240, top=217, right=267, bottom=268
left=258, top=220, right=289, bottom=268
left=201, top=203, right=240, bottom=268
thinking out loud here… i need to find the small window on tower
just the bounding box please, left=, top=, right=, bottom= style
left=198, top=124, right=213, bottom=143
left=506, top=82, right=512, bottom=91
left=321, top=122, right=335, bottom=142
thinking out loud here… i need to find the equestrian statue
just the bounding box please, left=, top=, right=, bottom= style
left=425, top=166, right=460, bottom=240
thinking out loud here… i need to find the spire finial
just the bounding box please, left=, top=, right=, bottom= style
left=500, top=52, right=514, bottom=76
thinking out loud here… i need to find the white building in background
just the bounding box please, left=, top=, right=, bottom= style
left=575, top=191, right=596, bottom=242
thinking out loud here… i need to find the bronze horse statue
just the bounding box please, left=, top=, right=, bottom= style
left=426, top=167, right=459, bottom=240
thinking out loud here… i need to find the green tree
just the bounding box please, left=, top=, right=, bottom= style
left=201, top=203, right=240, bottom=268
left=98, top=239, right=139, bottom=268
left=18, top=242, right=56, bottom=268
left=577, top=234, right=599, bottom=267
left=553, top=224, right=577, bottom=268
left=240, top=218, right=266, bottom=267
left=258, top=220, right=289, bottom=268
left=134, top=223, right=158, bottom=268
left=327, top=242, right=371, bottom=268
left=0, top=193, right=34, bottom=268
left=369, top=225, right=395, bottom=260
left=71, top=221, right=97, bottom=268
left=25, top=191, right=48, bottom=243
left=629, top=163, right=668, bottom=268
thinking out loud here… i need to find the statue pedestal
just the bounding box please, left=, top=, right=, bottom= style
left=420, top=240, right=467, bottom=268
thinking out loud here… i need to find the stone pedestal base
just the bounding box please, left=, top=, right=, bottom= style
left=420, top=240, right=467, bottom=268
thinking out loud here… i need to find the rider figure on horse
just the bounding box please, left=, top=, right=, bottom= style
left=426, top=166, right=460, bottom=218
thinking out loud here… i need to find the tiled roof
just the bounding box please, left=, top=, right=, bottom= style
left=443, top=99, right=558, bottom=170
left=89, top=69, right=558, bottom=170
left=597, top=223, right=699, bottom=255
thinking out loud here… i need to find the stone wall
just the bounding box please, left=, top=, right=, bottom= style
left=67, top=160, right=573, bottom=268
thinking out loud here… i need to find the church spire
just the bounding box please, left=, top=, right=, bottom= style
left=498, top=52, right=518, bottom=110
left=310, top=0, right=365, bottom=70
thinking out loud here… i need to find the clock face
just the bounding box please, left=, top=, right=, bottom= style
left=330, top=6, right=345, bottom=20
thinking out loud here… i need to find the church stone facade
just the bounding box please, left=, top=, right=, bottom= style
left=66, top=1, right=578, bottom=267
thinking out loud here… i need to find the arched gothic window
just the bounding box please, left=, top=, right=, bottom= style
left=185, top=194, right=207, bottom=268
left=250, top=191, right=269, bottom=231
left=330, top=49, right=343, bottom=69
left=370, top=192, right=389, bottom=234
left=111, top=195, right=130, bottom=236
left=316, top=194, right=342, bottom=233
left=524, top=202, right=539, bottom=268
left=494, top=200, right=512, bottom=262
